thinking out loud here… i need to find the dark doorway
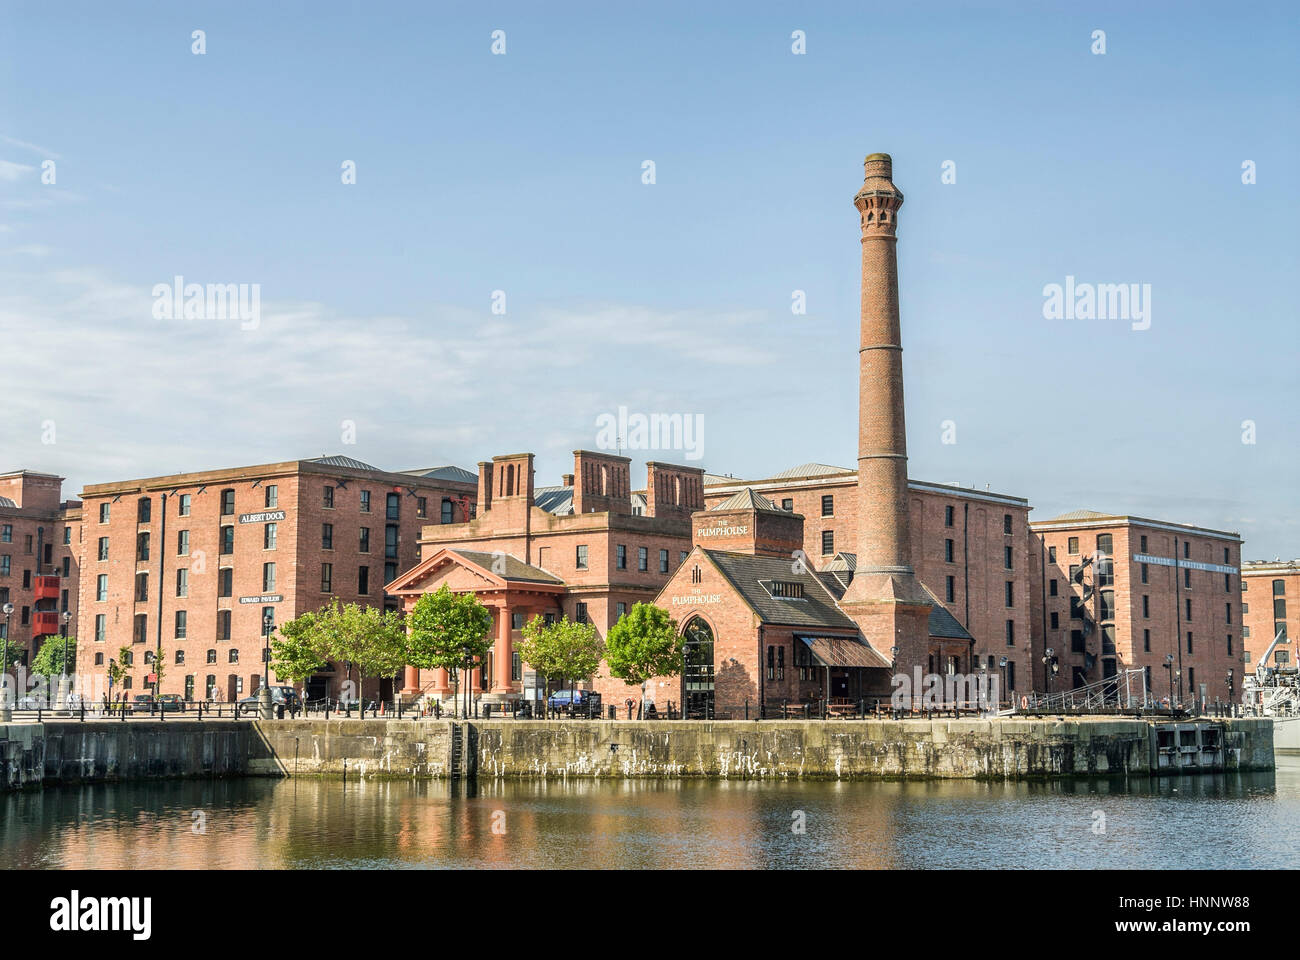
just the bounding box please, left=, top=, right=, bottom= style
left=682, top=618, right=715, bottom=718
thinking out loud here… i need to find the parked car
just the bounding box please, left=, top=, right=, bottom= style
left=546, top=690, right=600, bottom=715
left=237, top=686, right=302, bottom=709
left=157, top=694, right=185, bottom=712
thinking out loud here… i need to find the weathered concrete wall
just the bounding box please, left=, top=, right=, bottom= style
left=1, top=721, right=248, bottom=790
left=2, top=716, right=1274, bottom=789
left=467, top=718, right=1274, bottom=780
left=247, top=719, right=452, bottom=778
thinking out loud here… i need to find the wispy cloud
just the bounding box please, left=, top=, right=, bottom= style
left=0, top=135, right=60, bottom=159
left=0, top=160, right=36, bottom=182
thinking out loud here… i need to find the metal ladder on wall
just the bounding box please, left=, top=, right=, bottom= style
left=449, top=723, right=463, bottom=779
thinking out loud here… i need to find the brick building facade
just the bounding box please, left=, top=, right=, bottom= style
left=72, top=456, right=474, bottom=703
left=0, top=470, right=81, bottom=669
left=1241, top=559, right=1299, bottom=673
left=1028, top=511, right=1243, bottom=709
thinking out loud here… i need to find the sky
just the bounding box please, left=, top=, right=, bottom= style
left=0, top=0, right=1296, bottom=558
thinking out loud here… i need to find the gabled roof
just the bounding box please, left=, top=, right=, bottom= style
left=449, top=550, right=563, bottom=584
left=385, top=547, right=564, bottom=595
left=1040, top=509, right=1114, bottom=523
left=703, top=550, right=858, bottom=630
left=708, top=487, right=789, bottom=514
left=816, top=552, right=972, bottom=642
left=402, top=465, right=477, bottom=484
left=306, top=455, right=382, bottom=471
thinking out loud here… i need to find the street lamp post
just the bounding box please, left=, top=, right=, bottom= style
left=257, top=612, right=275, bottom=720
left=1, top=601, right=14, bottom=721
left=60, top=610, right=72, bottom=709
left=1163, top=654, right=1174, bottom=709
left=998, top=656, right=1008, bottom=709
left=107, top=657, right=116, bottom=716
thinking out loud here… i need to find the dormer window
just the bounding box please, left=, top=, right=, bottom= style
left=767, top=580, right=805, bottom=600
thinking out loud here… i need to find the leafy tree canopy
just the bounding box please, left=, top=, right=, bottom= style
left=405, top=585, right=493, bottom=672
left=516, top=615, right=604, bottom=687
left=604, top=603, right=682, bottom=687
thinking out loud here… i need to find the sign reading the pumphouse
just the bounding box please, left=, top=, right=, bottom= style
left=239, top=510, right=286, bottom=524
left=695, top=521, right=748, bottom=539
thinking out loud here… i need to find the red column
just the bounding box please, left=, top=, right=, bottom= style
left=496, top=605, right=514, bottom=695
left=403, top=665, right=419, bottom=694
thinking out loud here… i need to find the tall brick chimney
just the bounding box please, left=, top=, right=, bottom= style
left=838, top=153, right=932, bottom=673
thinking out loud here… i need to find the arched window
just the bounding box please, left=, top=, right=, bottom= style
left=682, top=617, right=715, bottom=718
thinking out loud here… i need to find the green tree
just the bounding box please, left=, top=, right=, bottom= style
left=1, top=641, right=26, bottom=672
left=269, top=608, right=329, bottom=684
left=31, top=637, right=76, bottom=680
left=107, top=646, right=131, bottom=710
left=325, top=600, right=407, bottom=709
left=516, top=615, right=604, bottom=705
left=405, top=585, right=492, bottom=716
left=605, top=603, right=682, bottom=717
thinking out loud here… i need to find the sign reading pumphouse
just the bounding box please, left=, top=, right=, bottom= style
left=238, top=510, right=286, bottom=524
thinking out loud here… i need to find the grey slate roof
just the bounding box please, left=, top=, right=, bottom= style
left=403, top=465, right=477, bottom=484
left=306, top=455, right=382, bottom=471
left=762, top=462, right=853, bottom=481
left=817, top=553, right=973, bottom=642
left=708, top=487, right=789, bottom=514
left=704, top=550, right=858, bottom=630
left=534, top=486, right=575, bottom=516
left=448, top=550, right=563, bottom=584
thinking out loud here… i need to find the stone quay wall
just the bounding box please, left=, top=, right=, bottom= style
left=1, top=716, right=1274, bottom=790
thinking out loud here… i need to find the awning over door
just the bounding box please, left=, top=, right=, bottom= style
left=796, top=635, right=892, bottom=669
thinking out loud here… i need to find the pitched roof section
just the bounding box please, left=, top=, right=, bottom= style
left=533, top=486, right=575, bottom=516
left=306, top=455, right=383, bottom=471
left=919, top=583, right=974, bottom=640
left=1040, top=509, right=1114, bottom=523
left=797, top=635, right=892, bottom=670
left=448, top=550, right=564, bottom=584
left=703, top=550, right=858, bottom=630
left=708, top=487, right=789, bottom=514
left=402, top=465, right=477, bottom=484
left=0, top=496, right=14, bottom=508
left=762, top=463, right=854, bottom=481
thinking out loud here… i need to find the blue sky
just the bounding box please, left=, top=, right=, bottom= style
left=0, top=0, right=1296, bottom=558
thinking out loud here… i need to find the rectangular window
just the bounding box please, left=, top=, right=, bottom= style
left=945, top=505, right=955, bottom=527
left=264, top=523, right=277, bottom=550
left=781, top=498, right=793, bottom=512
left=95, top=614, right=106, bottom=641
left=1071, top=630, right=1085, bottom=653
left=1067, top=537, right=1079, bottom=554
left=576, top=545, right=588, bottom=570
left=63, top=527, right=71, bottom=545
left=945, top=539, right=955, bottom=562
left=220, top=525, right=234, bottom=555
left=321, top=563, right=332, bottom=593
left=822, top=530, right=834, bottom=555
left=945, top=575, right=955, bottom=603
left=1100, top=590, right=1115, bottom=621
left=358, top=566, right=369, bottom=594
left=1141, top=563, right=1149, bottom=584
left=1143, top=595, right=1149, bottom=618
left=177, top=529, right=190, bottom=556
left=359, top=490, right=369, bottom=513
left=0, top=525, right=10, bottom=543
left=178, top=493, right=191, bottom=517
left=617, top=545, right=626, bottom=570
left=660, top=549, right=669, bottom=574
left=1184, top=568, right=1191, bottom=589
left=175, top=610, right=187, bottom=639
left=1139, top=534, right=1147, bottom=552
left=616, top=602, right=627, bottom=619
left=1003, top=514, right=1013, bottom=535
left=1004, top=545, right=1013, bottom=570
left=99, top=503, right=110, bottom=524
left=96, top=574, right=108, bottom=601
left=218, top=610, right=231, bottom=641
left=220, top=490, right=234, bottom=516
left=1005, top=581, right=1014, bottom=607
left=416, top=497, right=427, bottom=519
left=384, top=562, right=397, bottom=584
left=136, top=532, right=150, bottom=561
left=135, top=572, right=148, bottom=602
left=1225, top=573, right=1232, bottom=593
left=575, top=602, right=588, bottom=624
left=321, top=523, right=333, bottom=550
left=1186, top=632, right=1194, bottom=654
left=385, top=525, right=398, bottom=559
left=1227, top=634, right=1234, bottom=656
left=138, top=498, right=152, bottom=523
left=176, top=568, right=188, bottom=597
left=821, top=495, right=834, bottom=517
left=511, top=612, right=524, bottom=630
left=265, top=485, right=278, bottom=508
left=1048, top=545, right=1056, bottom=563
left=1050, top=611, right=1059, bottom=629
left=1049, top=579, right=1058, bottom=597
left=441, top=498, right=453, bottom=524
left=134, top=614, right=148, bottom=644
left=512, top=652, right=522, bottom=682
left=359, top=527, right=370, bottom=552
left=386, top=492, right=400, bottom=520
left=1225, top=602, right=1232, bottom=625
left=1275, top=598, right=1287, bottom=619
left=1186, top=598, right=1192, bottom=620
left=638, top=547, right=648, bottom=571
left=263, top=562, right=276, bottom=592
left=323, top=486, right=335, bottom=509
left=1184, top=541, right=1190, bottom=559
left=218, top=568, right=232, bottom=598
left=1005, top=620, right=1015, bottom=646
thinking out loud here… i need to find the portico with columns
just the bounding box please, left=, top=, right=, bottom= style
left=385, top=547, right=565, bottom=705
